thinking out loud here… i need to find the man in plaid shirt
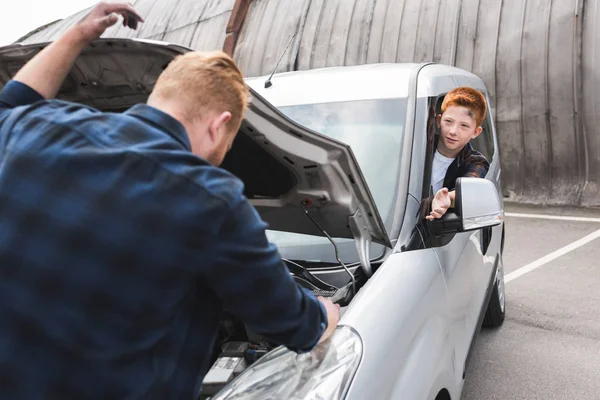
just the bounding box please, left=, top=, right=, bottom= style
left=426, top=87, right=490, bottom=220
left=0, top=2, right=339, bottom=399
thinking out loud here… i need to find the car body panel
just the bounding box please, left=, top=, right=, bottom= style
left=416, top=64, right=488, bottom=98
left=434, top=232, right=491, bottom=386
left=338, top=248, right=451, bottom=400
left=245, top=63, right=417, bottom=105
left=413, top=64, right=503, bottom=396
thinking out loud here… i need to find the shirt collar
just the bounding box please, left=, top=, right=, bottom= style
left=433, top=135, right=473, bottom=165
left=457, top=142, right=474, bottom=164
left=125, top=104, right=191, bottom=150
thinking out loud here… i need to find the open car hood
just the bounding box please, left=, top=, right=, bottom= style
left=0, top=39, right=392, bottom=257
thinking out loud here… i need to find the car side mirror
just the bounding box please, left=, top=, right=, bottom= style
left=429, top=177, right=504, bottom=236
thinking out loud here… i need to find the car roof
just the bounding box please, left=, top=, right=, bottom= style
left=416, top=63, right=488, bottom=97
left=245, top=63, right=420, bottom=106
left=245, top=63, right=488, bottom=106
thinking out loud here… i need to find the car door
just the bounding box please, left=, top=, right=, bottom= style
left=418, top=87, right=498, bottom=385
left=337, top=94, right=457, bottom=400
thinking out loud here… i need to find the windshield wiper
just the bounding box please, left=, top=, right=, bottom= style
left=287, top=260, right=341, bottom=268
left=283, top=258, right=353, bottom=304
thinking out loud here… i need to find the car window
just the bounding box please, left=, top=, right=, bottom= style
left=470, top=95, right=495, bottom=160
left=264, top=98, right=408, bottom=263
left=416, top=93, right=494, bottom=249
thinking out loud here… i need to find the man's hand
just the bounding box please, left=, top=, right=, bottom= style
left=426, top=187, right=453, bottom=220
left=13, top=1, right=143, bottom=100
left=317, top=297, right=341, bottom=344
left=74, top=2, right=144, bottom=44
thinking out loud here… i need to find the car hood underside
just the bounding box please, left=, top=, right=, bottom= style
left=0, top=39, right=392, bottom=256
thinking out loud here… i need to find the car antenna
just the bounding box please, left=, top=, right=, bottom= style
left=264, top=31, right=297, bottom=89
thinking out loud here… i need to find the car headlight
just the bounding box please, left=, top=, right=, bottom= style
left=211, top=326, right=363, bottom=400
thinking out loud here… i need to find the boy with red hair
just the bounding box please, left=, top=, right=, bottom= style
left=426, top=87, right=490, bottom=220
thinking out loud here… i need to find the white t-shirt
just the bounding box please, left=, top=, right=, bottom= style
left=431, top=150, right=455, bottom=194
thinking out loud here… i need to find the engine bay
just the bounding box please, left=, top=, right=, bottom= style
left=198, top=258, right=366, bottom=399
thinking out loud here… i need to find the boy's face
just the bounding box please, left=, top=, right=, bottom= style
left=436, top=105, right=483, bottom=158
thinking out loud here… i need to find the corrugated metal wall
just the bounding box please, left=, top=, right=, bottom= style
left=582, top=0, right=600, bottom=206
left=21, top=0, right=235, bottom=53
left=15, top=0, right=600, bottom=206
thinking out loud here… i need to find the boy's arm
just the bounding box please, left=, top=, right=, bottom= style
left=463, top=158, right=490, bottom=179
left=426, top=188, right=453, bottom=220
left=426, top=150, right=489, bottom=221
left=11, top=2, right=143, bottom=101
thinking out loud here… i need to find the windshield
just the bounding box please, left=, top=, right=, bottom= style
left=265, top=98, right=408, bottom=263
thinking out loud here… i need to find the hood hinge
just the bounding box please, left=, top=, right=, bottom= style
left=349, top=208, right=372, bottom=278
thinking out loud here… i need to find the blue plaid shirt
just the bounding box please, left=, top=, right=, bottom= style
left=0, top=80, right=327, bottom=399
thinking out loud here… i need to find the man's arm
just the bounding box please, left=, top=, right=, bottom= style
left=0, top=81, right=44, bottom=112
left=203, top=197, right=340, bottom=352
left=12, top=2, right=143, bottom=100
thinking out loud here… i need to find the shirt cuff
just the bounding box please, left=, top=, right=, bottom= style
left=0, top=80, right=44, bottom=109
left=318, top=300, right=328, bottom=328
left=291, top=289, right=328, bottom=354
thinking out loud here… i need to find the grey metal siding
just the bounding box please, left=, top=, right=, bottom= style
left=21, top=0, right=234, bottom=52
left=10, top=0, right=600, bottom=206
left=233, top=0, right=308, bottom=77
left=582, top=0, right=600, bottom=205
left=234, top=0, right=593, bottom=206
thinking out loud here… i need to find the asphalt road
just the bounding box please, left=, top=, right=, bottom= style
left=461, top=204, right=600, bottom=400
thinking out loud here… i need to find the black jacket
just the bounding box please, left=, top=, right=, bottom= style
left=434, top=135, right=490, bottom=191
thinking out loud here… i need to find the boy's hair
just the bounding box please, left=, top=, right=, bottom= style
left=149, top=51, right=249, bottom=133
left=440, top=87, right=487, bottom=127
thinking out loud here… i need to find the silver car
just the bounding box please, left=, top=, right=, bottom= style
left=0, top=39, right=506, bottom=400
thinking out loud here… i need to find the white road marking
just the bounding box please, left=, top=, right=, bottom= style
left=505, top=228, right=600, bottom=283
left=506, top=212, right=600, bottom=223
